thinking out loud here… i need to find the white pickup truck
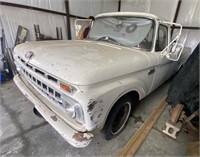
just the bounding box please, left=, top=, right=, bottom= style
left=13, top=12, right=185, bottom=148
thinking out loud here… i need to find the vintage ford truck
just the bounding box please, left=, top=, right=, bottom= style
left=13, top=12, right=185, bottom=148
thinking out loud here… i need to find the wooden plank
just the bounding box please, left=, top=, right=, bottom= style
left=119, top=97, right=167, bottom=157
left=170, top=103, right=184, bottom=124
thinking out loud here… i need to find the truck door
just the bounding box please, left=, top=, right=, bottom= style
left=149, top=24, right=179, bottom=93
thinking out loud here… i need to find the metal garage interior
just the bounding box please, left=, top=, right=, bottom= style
left=0, top=0, right=199, bottom=156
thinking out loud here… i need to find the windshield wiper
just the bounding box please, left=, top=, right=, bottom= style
left=96, top=36, right=121, bottom=46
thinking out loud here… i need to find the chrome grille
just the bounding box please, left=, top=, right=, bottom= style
left=18, top=57, right=64, bottom=106
left=22, top=67, right=62, bottom=103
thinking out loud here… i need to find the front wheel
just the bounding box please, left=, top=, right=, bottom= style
left=103, top=96, right=133, bottom=140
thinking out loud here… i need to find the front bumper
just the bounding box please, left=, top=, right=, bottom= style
left=14, top=74, right=94, bottom=148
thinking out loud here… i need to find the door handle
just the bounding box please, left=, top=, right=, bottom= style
left=148, top=68, right=155, bottom=75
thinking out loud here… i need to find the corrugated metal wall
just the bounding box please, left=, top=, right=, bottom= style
left=121, top=0, right=179, bottom=21
left=69, top=0, right=118, bottom=17
left=0, top=0, right=66, bottom=12
left=0, top=0, right=67, bottom=47
left=176, top=0, right=200, bottom=52
left=0, top=5, right=67, bottom=47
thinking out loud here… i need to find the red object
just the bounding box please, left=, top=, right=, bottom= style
left=83, top=27, right=90, bottom=38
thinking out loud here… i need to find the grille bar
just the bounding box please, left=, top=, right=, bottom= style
left=19, top=57, right=58, bottom=83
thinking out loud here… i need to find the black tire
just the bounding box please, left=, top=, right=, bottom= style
left=103, top=96, right=133, bottom=140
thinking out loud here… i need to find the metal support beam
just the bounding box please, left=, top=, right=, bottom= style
left=174, top=26, right=200, bottom=30
left=65, top=0, right=71, bottom=40
left=171, top=0, right=182, bottom=36
left=118, top=0, right=121, bottom=12
left=173, top=0, right=182, bottom=23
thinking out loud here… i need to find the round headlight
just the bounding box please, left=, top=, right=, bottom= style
left=65, top=107, right=76, bottom=118
left=62, top=97, right=85, bottom=124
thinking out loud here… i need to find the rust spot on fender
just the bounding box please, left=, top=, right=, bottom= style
left=51, top=115, right=57, bottom=122
left=90, top=116, right=93, bottom=121
left=87, top=99, right=98, bottom=112
left=72, top=133, right=90, bottom=142
left=97, top=113, right=102, bottom=118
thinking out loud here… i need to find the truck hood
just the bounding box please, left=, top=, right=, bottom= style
left=14, top=40, right=150, bottom=85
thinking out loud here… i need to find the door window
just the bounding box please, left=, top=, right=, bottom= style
left=155, top=25, right=168, bottom=51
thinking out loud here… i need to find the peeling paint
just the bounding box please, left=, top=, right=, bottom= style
left=51, top=115, right=57, bottom=121
left=72, top=133, right=91, bottom=142
left=97, top=113, right=102, bottom=118
left=87, top=99, right=98, bottom=112
left=99, top=99, right=103, bottom=103
left=90, top=116, right=93, bottom=121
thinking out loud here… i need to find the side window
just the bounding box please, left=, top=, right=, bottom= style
left=155, top=25, right=168, bottom=51
left=137, top=23, right=154, bottom=50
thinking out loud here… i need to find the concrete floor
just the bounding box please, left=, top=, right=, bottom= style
left=0, top=79, right=195, bottom=156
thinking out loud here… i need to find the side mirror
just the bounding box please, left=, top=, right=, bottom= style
left=165, top=43, right=184, bottom=61
left=160, top=21, right=183, bottom=62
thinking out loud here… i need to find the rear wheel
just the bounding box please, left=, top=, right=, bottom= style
left=103, top=96, right=133, bottom=140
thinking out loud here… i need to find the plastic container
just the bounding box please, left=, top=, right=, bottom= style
left=0, top=71, right=5, bottom=83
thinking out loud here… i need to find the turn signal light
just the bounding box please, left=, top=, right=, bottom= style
left=60, top=83, right=72, bottom=93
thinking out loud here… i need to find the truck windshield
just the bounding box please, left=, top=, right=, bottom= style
left=87, top=16, right=155, bottom=51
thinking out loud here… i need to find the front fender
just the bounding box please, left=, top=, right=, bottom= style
left=76, top=74, right=148, bottom=132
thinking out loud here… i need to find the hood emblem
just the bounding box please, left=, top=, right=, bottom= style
left=24, top=51, right=34, bottom=61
